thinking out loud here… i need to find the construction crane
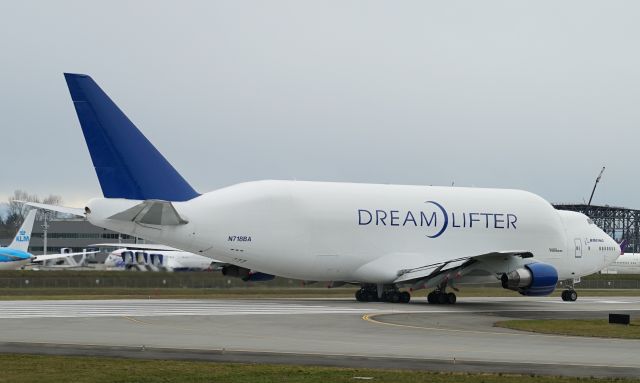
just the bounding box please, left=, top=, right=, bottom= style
left=587, top=166, right=606, bottom=206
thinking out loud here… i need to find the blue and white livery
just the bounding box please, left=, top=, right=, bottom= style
left=0, top=210, right=36, bottom=270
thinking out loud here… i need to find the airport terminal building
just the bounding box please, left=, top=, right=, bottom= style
left=0, top=218, right=138, bottom=256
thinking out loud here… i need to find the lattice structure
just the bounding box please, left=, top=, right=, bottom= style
left=553, top=204, right=640, bottom=253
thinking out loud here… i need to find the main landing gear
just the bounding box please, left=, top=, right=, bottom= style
left=355, top=284, right=411, bottom=303
left=427, top=290, right=457, bottom=304
left=561, top=289, right=578, bottom=302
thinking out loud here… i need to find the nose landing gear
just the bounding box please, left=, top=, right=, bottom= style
left=560, top=279, right=578, bottom=302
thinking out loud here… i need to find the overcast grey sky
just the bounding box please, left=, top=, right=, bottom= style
left=1, top=1, right=639, bottom=208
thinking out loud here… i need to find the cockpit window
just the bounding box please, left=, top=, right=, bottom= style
left=587, top=218, right=594, bottom=225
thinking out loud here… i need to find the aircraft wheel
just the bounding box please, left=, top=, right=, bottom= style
left=436, top=293, right=447, bottom=304
left=366, top=291, right=377, bottom=302
left=561, top=289, right=577, bottom=302
left=446, top=292, right=457, bottom=304
left=427, top=292, right=436, bottom=304
left=568, top=290, right=578, bottom=302
left=399, top=291, right=411, bottom=303
left=389, top=292, right=401, bottom=303
left=561, top=290, right=568, bottom=301
left=355, top=290, right=364, bottom=302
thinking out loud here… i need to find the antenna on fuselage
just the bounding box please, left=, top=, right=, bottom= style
left=587, top=166, right=606, bottom=206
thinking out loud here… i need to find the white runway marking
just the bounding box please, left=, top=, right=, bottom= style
left=0, top=300, right=389, bottom=319
left=540, top=299, right=637, bottom=304
left=1, top=297, right=639, bottom=319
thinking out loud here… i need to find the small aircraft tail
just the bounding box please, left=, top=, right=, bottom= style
left=619, top=239, right=628, bottom=255
left=9, top=210, right=37, bottom=252
left=63, top=73, right=199, bottom=202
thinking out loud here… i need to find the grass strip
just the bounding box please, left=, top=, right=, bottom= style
left=495, top=319, right=640, bottom=339
left=0, top=354, right=637, bottom=383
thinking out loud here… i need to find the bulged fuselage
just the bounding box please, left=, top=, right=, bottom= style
left=84, top=180, right=620, bottom=284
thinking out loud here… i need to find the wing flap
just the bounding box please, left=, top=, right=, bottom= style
left=394, top=257, right=470, bottom=283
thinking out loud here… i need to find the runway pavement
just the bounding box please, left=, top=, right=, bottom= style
left=0, top=296, right=639, bottom=377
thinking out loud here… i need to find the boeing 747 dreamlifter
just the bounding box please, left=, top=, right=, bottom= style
left=27, top=73, right=621, bottom=303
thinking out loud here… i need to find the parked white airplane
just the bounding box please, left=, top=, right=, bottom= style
left=601, top=253, right=640, bottom=274
left=26, top=73, right=621, bottom=303
left=1, top=210, right=95, bottom=270
left=99, top=243, right=218, bottom=272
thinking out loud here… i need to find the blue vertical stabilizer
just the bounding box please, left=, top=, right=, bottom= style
left=64, top=73, right=199, bottom=201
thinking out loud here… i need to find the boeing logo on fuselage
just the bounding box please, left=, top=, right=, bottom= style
left=357, top=201, right=517, bottom=238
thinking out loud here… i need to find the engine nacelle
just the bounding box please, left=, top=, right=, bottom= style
left=501, top=262, right=558, bottom=296
left=221, top=266, right=275, bottom=282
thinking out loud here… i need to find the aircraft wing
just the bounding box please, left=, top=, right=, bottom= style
left=32, top=251, right=98, bottom=263
left=88, top=243, right=179, bottom=251
left=393, top=250, right=533, bottom=288
left=22, top=199, right=187, bottom=226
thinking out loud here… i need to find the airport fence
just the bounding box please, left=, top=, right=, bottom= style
left=0, top=271, right=309, bottom=289
left=0, top=271, right=638, bottom=290
left=570, top=279, right=640, bottom=290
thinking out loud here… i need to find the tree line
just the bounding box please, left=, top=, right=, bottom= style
left=0, top=190, right=63, bottom=239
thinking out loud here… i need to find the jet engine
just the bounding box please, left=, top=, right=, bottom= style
left=221, top=265, right=275, bottom=282
left=501, top=262, right=558, bottom=296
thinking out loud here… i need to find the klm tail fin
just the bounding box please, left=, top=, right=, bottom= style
left=63, top=73, right=199, bottom=202
left=9, top=210, right=36, bottom=252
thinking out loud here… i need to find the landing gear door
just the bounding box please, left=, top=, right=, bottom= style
left=574, top=239, right=583, bottom=258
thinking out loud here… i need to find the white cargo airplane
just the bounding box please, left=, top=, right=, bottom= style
left=98, top=243, right=220, bottom=272
left=26, top=73, right=621, bottom=303
left=601, top=253, right=640, bottom=274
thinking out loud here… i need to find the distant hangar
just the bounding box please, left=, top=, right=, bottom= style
left=553, top=203, right=640, bottom=253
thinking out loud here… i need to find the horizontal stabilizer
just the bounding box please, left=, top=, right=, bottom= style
left=20, top=202, right=85, bottom=217
left=108, top=200, right=188, bottom=225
